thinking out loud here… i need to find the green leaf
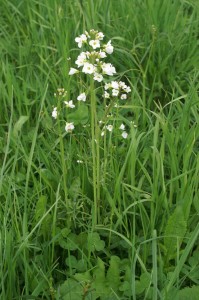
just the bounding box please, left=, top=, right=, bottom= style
left=59, top=278, right=83, bottom=300
left=77, top=232, right=88, bottom=249
left=177, top=286, right=199, bottom=300
left=65, top=255, right=78, bottom=269
left=106, top=256, right=121, bottom=292
left=74, top=271, right=92, bottom=283
left=123, top=263, right=131, bottom=282
left=40, top=214, right=52, bottom=237
left=13, top=115, right=29, bottom=136
left=66, top=233, right=79, bottom=250
left=61, top=228, right=71, bottom=238
left=188, top=249, right=199, bottom=267
left=119, top=281, right=131, bottom=292
left=33, top=196, right=52, bottom=236
left=40, top=168, right=58, bottom=188
left=87, top=232, right=105, bottom=252
left=76, top=259, right=87, bottom=272
left=59, top=233, right=78, bottom=250
left=140, top=272, right=151, bottom=288
left=59, top=240, right=68, bottom=249
left=119, top=239, right=131, bottom=249
left=134, top=272, right=151, bottom=295
left=16, top=171, right=26, bottom=183
left=93, top=257, right=106, bottom=294
left=69, top=177, right=81, bottom=200
left=193, top=196, right=199, bottom=213
left=34, top=195, right=47, bottom=222
left=67, top=104, right=89, bottom=125
left=135, top=280, right=145, bottom=295
left=164, top=206, right=187, bottom=260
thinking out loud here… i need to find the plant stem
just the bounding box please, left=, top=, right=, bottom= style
left=57, top=99, right=69, bottom=215
left=90, top=79, right=100, bottom=225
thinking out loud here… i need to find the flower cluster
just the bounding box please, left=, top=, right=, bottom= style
left=104, top=80, right=131, bottom=100
left=52, top=30, right=133, bottom=138
left=52, top=88, right=75, bottom=132
left=52, top=88, right=68, bottom=119
left=100, top=122, right=128, bottom=139
left=69, top=29, right=116, bottom=82
left=54, top=88, right=67, bottom=98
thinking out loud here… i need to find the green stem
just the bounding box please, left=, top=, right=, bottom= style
left=57, top=99, right=69, bottom=215
left=96, top=120, right=100, bottom=222
left=90, top=79, right=100, bottom=225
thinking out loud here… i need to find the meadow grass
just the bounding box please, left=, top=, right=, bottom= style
left=0, top=0, right=199, bottom=299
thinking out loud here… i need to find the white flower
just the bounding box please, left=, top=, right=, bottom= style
left=75, top=52, right=87, bottom=67
left=89, top=40, right=100, bottom=49
left=64, top=100, right=75, bottom=108
left=65, top=122, right=74, bottom=132
left=96, top=32, right=104, bottom=40
left=119, top=81, right=127, bottom=89
left=75, top=34, right=87, bottom=48
left=101, top=63, right=116, bottom=76
left=124, top=86, right=131, bottom=93
left=82, top=62, right=96, bottom=74
left=112, top=89, right=119, bottom=97
left=98, top=51, right=106, bottom=58
left=77, top=92, right=86, bottom=102
left=80, top=34, right=87, bottom=41
left=101, top=131, right=105, bottom=136
left=104, top=91, right=110, bottom=98
left=119, top=123, right=125, bottom=130
left=121, top=94, right=127, bottom=100
left=69, top=68, right=79, bottom=75
left=52, top=107, right=58, bottom=119
left=77, top=160, right=83, bottom=164
left=104, top=40, right=114, bottom=54
left=93, top=73, right=103, bottom=82
left=75, top=37, right=83, bottom=48
left=122, top=131, right=128, bottom=139
left=111, top=81, right=119, bottom=89
left=106, top=124, right=113, bottom=132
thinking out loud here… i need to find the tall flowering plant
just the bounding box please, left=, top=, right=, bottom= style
left=52, top=29, right=132, bottom=224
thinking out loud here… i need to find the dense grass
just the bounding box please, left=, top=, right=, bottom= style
left=0, top=0, right=199, bottom=299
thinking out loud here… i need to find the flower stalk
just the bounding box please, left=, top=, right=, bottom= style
left=52, top=29, right=132, bottom=227
left=90, top=79, right=101, bottom=225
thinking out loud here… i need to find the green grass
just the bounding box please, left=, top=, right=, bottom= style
left=0, top=0, right=199, bottom=299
